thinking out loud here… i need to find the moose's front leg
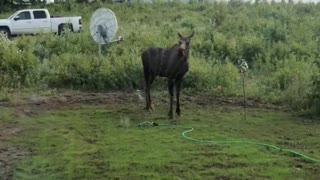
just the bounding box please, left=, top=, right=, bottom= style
left=168, top=79, right=174, bottom=119
left=175, top=78, right=182, bottom=116
left=144, top=82, right=152, bottom=112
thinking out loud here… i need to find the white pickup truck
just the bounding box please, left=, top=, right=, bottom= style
left=0, top=8, right=82, bottom=39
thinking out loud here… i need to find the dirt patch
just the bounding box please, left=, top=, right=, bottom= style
left=215, top=176, right=232, bottom=180
left=1, top=91, right=288, bottom=118
left=0, top=146, right=29, bottom=180
left=0, top=127, right=21, bottom=140
left=11, top=92, right=134, bottom=108
left=0, top=126, right=28, bottom=180
left=13, top=107, right=40, bottom=119
left=181, top=95, right=288, bottom=111
left=0, top=92, right=288, bottom=124
left=203, top=162, right=247, bottom=169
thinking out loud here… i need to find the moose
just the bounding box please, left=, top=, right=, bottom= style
left=141, top=30, right=194, bottom=119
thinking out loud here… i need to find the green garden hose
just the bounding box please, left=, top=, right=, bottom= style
left=138, top=121, right=320, bottom=163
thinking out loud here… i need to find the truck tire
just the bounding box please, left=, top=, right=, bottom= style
left=58, top=24, right=73, bottom=36
left=0, top=27, right=10, bottom=40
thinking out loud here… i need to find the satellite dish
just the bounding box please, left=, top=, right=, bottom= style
left=90, top=8, right=123, bottom=55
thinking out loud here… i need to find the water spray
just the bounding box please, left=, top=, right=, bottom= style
left=120, top=115, right=131, bottom=129
left=238, top=59, right=249, bottom=120
left=135, top=90, right=144, bottom=101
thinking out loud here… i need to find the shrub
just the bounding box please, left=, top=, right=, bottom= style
left=184, top=58, right=240, bottom=96
left=0, top=36, right=39, bottom=88
left=308, top=74, right=320, bottom=115
left=262, top=55, right=318, bottom=109
left=0, top=2, right=320, bottom=115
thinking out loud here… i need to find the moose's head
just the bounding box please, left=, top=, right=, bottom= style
left=177, top=30, right=194, bottom=57
left=178, top=30, right=194, bottom=51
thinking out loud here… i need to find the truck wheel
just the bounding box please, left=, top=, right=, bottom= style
left=58, top=24, right=73, bottom=36
left=0, top=27, right=10, bottom=40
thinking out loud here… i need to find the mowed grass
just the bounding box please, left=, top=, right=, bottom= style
left=2, top=101, right=320, bottom=179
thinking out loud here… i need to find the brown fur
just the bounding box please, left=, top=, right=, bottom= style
left=141, top=31, right=194, bottom=119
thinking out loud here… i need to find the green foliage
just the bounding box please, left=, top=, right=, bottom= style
left=183, top=58, right=240, bottom=96
left=0, top=36, right=39, bottom=88
left=308, top=73, right=320, bottom=114
left=1, top=2, right=320, bottom=113
left=272, top=55, right=318, bottom=110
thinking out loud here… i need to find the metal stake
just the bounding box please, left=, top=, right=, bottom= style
left=238, top=59, right=249, bottom=121
left=98, top=43, right=102, bottom=56
left=242, top=72, right=247, bottom=120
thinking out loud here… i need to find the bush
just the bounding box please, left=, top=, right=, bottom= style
left=0, top=36, right=39, bottom=88
left=1, top=2, right=320, bottom=115
left=257, top=55, right=319, bottom=110
left=308, top=74, right=320, bottom=115
left=184, top=58, right=240, bottom=96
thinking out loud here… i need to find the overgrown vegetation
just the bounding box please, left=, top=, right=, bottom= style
left=0, top=1, right=320, bottom=113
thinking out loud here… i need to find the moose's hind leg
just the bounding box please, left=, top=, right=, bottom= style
left=144, top=87, right=152, bottom=113
left=143, top=67, right=151, bottom=112
left=143, top=69, right=155, bottom=113
left=168, top=79, right=174, bottom=119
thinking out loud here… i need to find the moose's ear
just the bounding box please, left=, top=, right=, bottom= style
left=178, top=32, right=183, bottom=39
left=189, top=30, right=194, bottom=38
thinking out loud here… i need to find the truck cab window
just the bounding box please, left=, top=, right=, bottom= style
left=16, top=12, right=31, bottom=20
left=33, top=11, right=47, bottom=19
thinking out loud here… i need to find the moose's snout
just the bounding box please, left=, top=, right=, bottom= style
left=180, top=42, right=187, bottom=50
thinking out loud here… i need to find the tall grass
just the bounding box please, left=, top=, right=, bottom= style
left=0, top=1, right=319, bottom=112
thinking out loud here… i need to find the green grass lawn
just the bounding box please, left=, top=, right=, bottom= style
left=1, top=96, right=320, bottom=179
